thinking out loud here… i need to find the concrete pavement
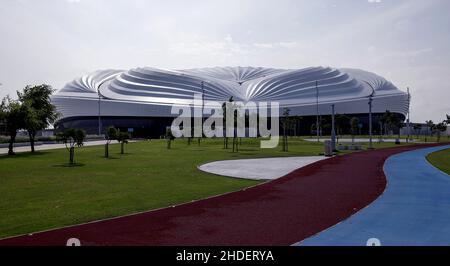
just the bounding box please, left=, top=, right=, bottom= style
left=198, top=156, right=326, bottom=180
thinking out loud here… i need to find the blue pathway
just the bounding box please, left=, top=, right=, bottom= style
left=298, top=145, right=450, bottom=246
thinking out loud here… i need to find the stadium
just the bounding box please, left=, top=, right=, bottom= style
left=52, top=66, right=409, bottom=138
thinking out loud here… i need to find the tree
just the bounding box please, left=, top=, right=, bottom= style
left=425, top=120, right=435, bottom=142
left=433, top=122, right=447, bottom=142
left=281, top=108, right=290, bottom=152
left=0, top=96, right=27, bottom=155
left=350, top=117, right=360, bottom=144
left=166, top=127, right=174, bottom=149
left=105, top=126, right=118, bottom=158
left=56, top=128, right=86, bottom=164
left=17, top=85, right=58, bottom=153
left=389, top=115, right=403, bottom=144
left=380, top=111, right=393, bottom=135
left=116, top=131, right=130, bottom=154
left=445, top=115, right=450, bottom=139
left=413, top=124, right=422, bottom=138
left=335, top=114, right=350, bottom=143
left=291, top=116, right=302, bottom=136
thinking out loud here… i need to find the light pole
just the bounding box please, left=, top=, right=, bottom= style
left=199, top=81, right=205, bottom=144
left=407, top=87, right=411, bottom=143
left=363, top=81, right=375, bottom=149
left=201, top=81, right=205, bottom=130
left=316, top=81, right=320, bottom=142
left=331, top=104, right=336, bottom=152
left=98, top=88, right=102, bottom=136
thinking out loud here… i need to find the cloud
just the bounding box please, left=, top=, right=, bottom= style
left=0, top=0, right=449, bottom=122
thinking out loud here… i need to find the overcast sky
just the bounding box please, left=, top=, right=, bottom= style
left=0, top=0, right=449, bottom=122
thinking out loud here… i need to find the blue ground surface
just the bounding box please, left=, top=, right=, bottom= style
left=298, top=145, right=450, bottom=246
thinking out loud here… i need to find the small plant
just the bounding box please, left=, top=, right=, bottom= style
left=166, top=127, right=175, bottom=149
left=105, top=126, right=118, bottom=158
left=116, top=131, right=130, bottom=154
left=56, top=128, right=86, bottom=164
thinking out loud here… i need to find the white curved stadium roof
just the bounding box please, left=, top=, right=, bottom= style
left=53, top=66, right=408, bottom=119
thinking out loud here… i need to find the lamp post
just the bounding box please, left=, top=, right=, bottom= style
left=331, top=104, right=336, bottom=152
left=98, top=88, right=102, bottom=136
left=201, top=81, right=205, bottom=120
left=407, top=87, right=411, bottom=143
left=199, top=81, right=205, bottom=143
left=363, top=81, right=375, bottom=149
left=316, top=81, right=320, bottom=142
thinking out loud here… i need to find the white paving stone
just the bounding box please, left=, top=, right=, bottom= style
left=198, top=156, right=327, bottom=180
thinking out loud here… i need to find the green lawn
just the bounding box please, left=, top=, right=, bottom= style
left=0, top=138, right=408, bottom=239
left=427, top=148, right=450, bottom=175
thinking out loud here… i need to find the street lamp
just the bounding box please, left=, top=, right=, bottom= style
left=331, top=104, right=336, bottom=152
left=363, top=81, right=375, bottom=149
left=407, top=87, right=411, bottom=143
left=98, top=88, right=102, bottom=136
left=316, top=81, right=320, bottom=142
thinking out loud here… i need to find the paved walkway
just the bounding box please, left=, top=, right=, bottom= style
left=0, top=144, right=442, bottom=246
left=198, top=156, right=326, bottom=180
left=0, top=140, right=108, bottom=155
left=299, top=145, right=450, bottom=246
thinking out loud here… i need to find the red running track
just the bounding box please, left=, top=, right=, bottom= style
left=0, top=144, right=440, bottom=246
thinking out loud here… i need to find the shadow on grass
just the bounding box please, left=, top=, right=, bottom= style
left=0, top=151, right=49, bottom=159
left=52, top=163, right=86, bottom=168
left=101, top=156, right=120, bottom=160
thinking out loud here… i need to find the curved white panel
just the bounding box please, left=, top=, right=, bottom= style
left=53, top=66, right=408, bottom=119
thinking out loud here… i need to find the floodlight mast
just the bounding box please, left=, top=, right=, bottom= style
left=98, top=89, right=102, bottom=136
left=316, top=81, right=320, bottom=142
left=331, top=104, right=336, bottom=151
left=407, top=87, right=411, bottom=143
left=363, top=81, right=375, bottom=149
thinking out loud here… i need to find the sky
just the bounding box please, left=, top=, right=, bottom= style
left=0, top=0, right=449, bottom=123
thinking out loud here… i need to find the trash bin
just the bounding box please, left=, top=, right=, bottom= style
left=324, top=140, right=333, bottom=157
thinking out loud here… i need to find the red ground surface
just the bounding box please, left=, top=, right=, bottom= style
left=0, top=144, right=440, bottom=246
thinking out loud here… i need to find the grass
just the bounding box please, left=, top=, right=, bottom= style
left=427, top=148, right=450, bottom=175
left=0, top=137, right=410, bottom=239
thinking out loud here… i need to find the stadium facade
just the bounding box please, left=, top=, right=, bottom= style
left=52, top=66, right=409, bottom=137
